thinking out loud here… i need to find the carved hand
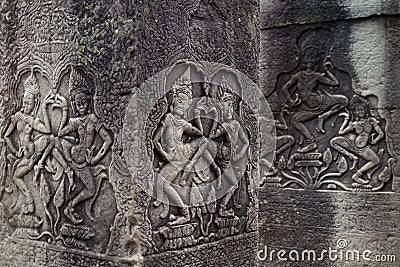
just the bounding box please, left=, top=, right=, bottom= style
left=232, top=145, right=240, bottom=161
left=53, top=94, right=68, bottom=109
left=44, top=93, right=56, bottom=105
left=24, top=116, right=34, bottom=126
left=68, top=177, right=75, bottom=193
left=85, top=148, right=94, bottom=165
left=17, top=146, right=24, bottom=158
left=210, top=128, right=222, bottom=139
left=370, top=133, right=378, bottom=145
left=289, top=94, right=301, bottom=107
left=339, top=111, right=350, bottom=119
left=323, top=56, right=333, bottom=70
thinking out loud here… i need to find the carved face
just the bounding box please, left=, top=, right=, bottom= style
left=304, top=47, right=321, bottom=68
left=22, top=92, right=37, bottom=115
left=354, top=105, right=367, bottom=118
left=74, top=92, right=90, bottom=115
left=221, top=96, right=234, bottom=121
left=172, top=92, right=191, bottom=117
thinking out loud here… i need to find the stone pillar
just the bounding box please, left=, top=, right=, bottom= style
left=134, top=1, right=260, bottom=266
left=0, top=1, right=260, bottom=266
left=259, top=1, right=400, bottom=266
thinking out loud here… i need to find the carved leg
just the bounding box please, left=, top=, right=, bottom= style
left=317, top=95, right=349, bottom=133
left=201, top=148, right=221, bottom=189
left=179, top=140, right=209, bottom=186
left=291, top=113, right=317, bottom=152
left=358, top=148, right=380, bottom=176
left=193, top=109, right=203, bottom=134
left=53, top=148, right=75, bottom=192
left=13, top=175, right=34, bottom=214
left=367, top=149, right=384, bottom=180
left=163, top=184, right=190, bottom=225
left=218, top=168, right=237, bottom=217
left=13, top=161, right=36, bottom=214
left=219, top=188, right=236, bottom=217
left=32, top=136, right=54, bottom=186
left=209, top=109, right=219, bottom=136
left=64, top=168, right=95, bottom=224
left=276, top=135, right=295, bottom=155
left=330, top=137, right=358, bottom=170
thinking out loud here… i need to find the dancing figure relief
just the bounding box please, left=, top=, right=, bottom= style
left=331, top=95, right=384, bottom=185
left=263, top=28, right=393, bottom=192
left=60, top=68, right=112, bottom=224
left=153, top=69, right=221, bottom=226
left=281, top=32, right=348, bottom=153
left=210, top=77, right=249, bottom=217
left=5, top=72, right=52, bottom=215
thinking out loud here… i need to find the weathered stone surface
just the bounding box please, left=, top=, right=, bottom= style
left=0, top=0, right=260, bottom=266
left=259, top=0, right=400, bottom=265
left=261, top=0, right=400, bottom=28
left=259, top=188, right=400, bottom=266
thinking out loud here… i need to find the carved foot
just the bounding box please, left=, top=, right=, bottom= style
left=316, top=115, right=326, bottom=133
left=263, top=166, right=278, bottom=177
left=179, top=171, right=190, bottom=186
left=352, top=171, right=369, bottom=185
left=350, top=157, right=358, bottom=172
left=169, top=207, right=190, bottom=226
left=153, top=199, right=162, bottom=207
left=160, top=204, right=169, bottom=219
left=233, top=201, right=242, bottom=209
left=20, top=199, right=34, bottom=215
left=297, top=141, right=317, bottom=153
left=219, top=205, right=235, bottom=217
left=64, top=203, right=83, bottom=225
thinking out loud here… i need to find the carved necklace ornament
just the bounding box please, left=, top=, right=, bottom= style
left=123, top=61, right=271, bottom=253
left=1, top=65, right=114, bottom=252
left=262, top=28, right=394, bottom=192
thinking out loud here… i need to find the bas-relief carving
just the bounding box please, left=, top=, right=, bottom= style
left=129, top=63, right=259, bottom=254
left=0, top=65, right=117, bottom=252
left=0, top=1, right=139, bottom=264
left=0, top=0, right=261, bottom=265
left=261, top=28, right=395, bottom=192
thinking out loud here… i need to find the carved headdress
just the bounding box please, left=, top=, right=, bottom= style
left=350, top=95, right=369, bottom=118
left=300, top=31, right=324, bottom=54
left=24, top=72, right=40, bottom=99
left=350, top=95, right=369, bottom=108
left=22, top=71, right=40, bottom=115
left=218, top=75, right=235, bottom=103
left=69, top=67, right=91, bottom=97
left=68, top=67, right=93, bottom=115
left=172, top=66, right=192, bottom=98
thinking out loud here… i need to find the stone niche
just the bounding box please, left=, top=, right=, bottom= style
left=259, top=1, right=400, bottom=266
left=0, top=0, right=260, bottom=266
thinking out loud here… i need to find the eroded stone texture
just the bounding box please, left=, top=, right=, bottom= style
left=259, top=0, right=400, bottom=266
left=261, top=0, right=400, bottom=28
left=129, top=1, right=261, bottom=266
left=0, top=0, right=260, bottom=266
